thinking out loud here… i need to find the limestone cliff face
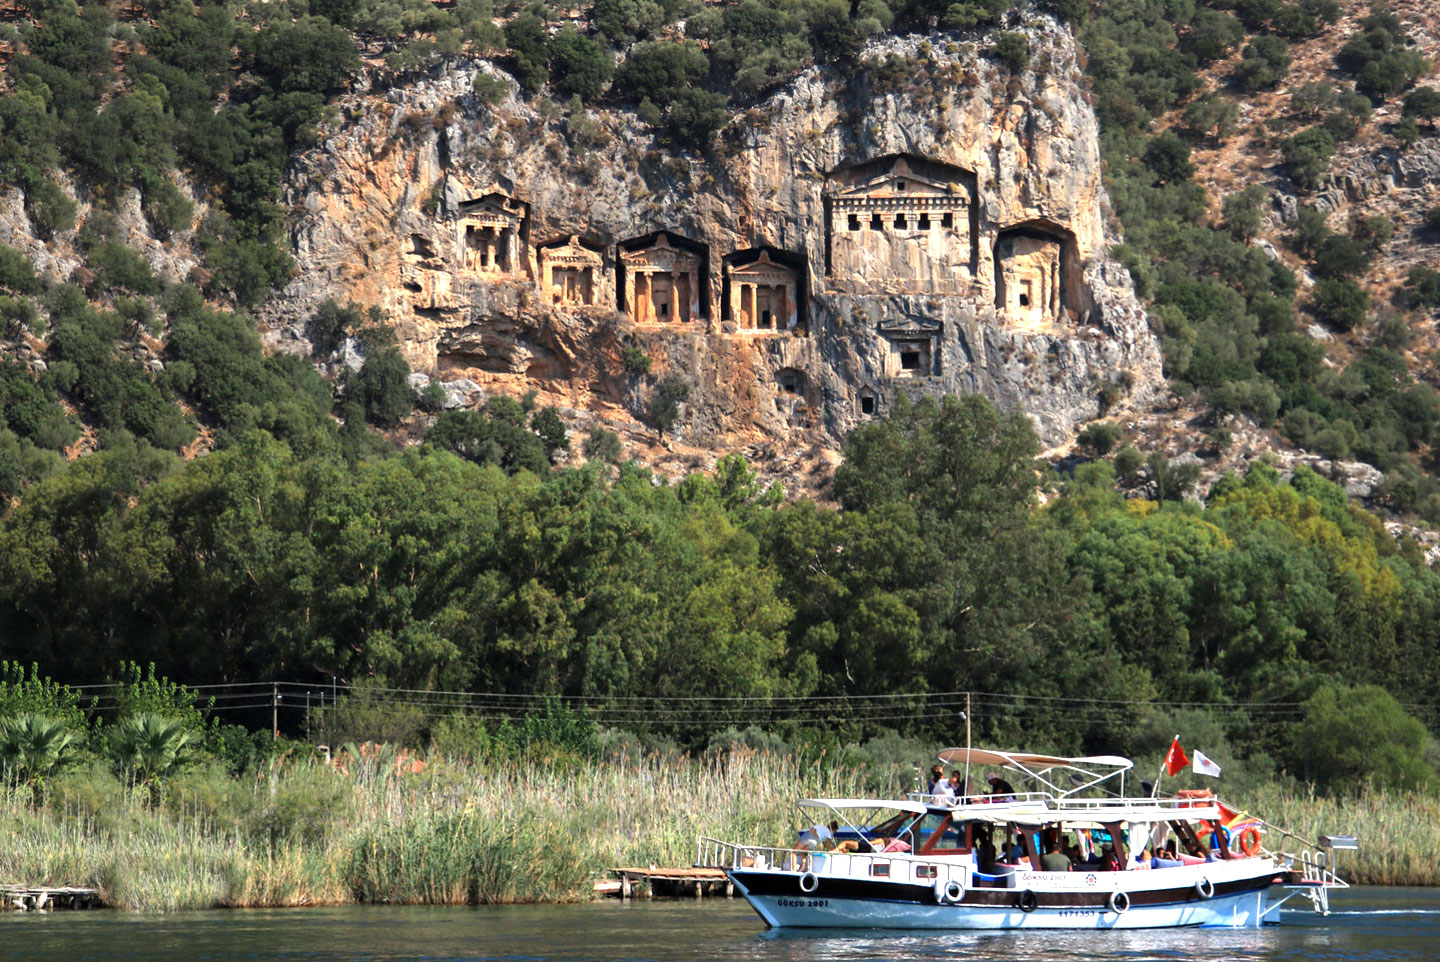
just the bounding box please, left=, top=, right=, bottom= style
left=269, top=20, right=1163, bottom=447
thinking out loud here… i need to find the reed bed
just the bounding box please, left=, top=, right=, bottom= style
left=0, top=753, right=1433, bottom=911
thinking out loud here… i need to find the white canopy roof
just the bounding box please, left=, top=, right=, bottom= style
left=798, top=798, right=928, bottom=815
left=936, top=748, right=1135, bottom=799
left=937, top=748, right=1132, bottom=770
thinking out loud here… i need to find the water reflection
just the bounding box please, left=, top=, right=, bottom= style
left=0, top=888, right=1435, bottom=962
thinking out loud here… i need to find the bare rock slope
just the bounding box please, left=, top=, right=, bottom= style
left=269, top=20, right=1163, bottom=448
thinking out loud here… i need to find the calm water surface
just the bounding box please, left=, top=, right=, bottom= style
left=2, top=886, right=1435, bottom=962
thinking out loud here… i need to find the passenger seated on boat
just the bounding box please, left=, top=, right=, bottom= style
left=1040, top=841, right=1072, bottom=872
left=928, top=765, right=945, bottom=793
left=1133, top=847, right=1153, bottom=870
left=1098, top=845, right=1120, bottom=872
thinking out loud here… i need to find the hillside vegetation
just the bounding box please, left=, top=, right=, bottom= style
left=0, top=0, right=1439, bottom=793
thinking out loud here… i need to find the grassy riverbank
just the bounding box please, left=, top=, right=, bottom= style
left=1, top=751, right=1432, bottom=910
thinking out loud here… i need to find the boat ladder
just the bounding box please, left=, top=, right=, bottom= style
left=1276, top=848, right=1350, bottom=915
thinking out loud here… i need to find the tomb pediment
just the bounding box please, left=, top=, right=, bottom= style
left=458, top=189, right=525, bottom=225
left=729, top=251, right=798, bottom=286
left=540, top=235, right=603, bottom=267
left=621, top=235, right=700, bottom=272
left=877, top=317, right=943, bottom=336
left=830, top=157, right=966, bottom=204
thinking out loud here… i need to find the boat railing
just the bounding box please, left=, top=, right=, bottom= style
left=695, top=836, right=969, bottom=889
left=905, top=791, right=1052, bottom=806
left=1038, top=795, right=1225, bottom=813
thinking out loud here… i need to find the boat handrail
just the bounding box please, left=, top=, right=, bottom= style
left=1039, top=795, right=1225, bottom=812
left=905, top=791, right=1052, bottom=805
left=695, top=836, right=968, bottom=886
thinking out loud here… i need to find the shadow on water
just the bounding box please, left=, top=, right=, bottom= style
left=1, top=887, right=1436, bottom=962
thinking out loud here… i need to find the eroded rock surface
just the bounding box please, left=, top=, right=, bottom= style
left=268, top=21, right=1163, bottom=447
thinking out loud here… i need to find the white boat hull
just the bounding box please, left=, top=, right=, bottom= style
left=736, top=884, right=1276, bottom=930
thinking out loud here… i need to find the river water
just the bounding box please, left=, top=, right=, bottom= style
left=2, top=886, right=1435, bottom=961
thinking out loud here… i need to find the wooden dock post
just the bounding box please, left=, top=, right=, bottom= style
left=608, top=866, right=727, bottom=901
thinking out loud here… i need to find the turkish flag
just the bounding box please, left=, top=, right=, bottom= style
left=1164, top=736, right=1188, bottom=777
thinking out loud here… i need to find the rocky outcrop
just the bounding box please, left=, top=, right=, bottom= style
left=1312, top=136, right=1440, bottom=212
left=267, top=19, right=1163, bottom=447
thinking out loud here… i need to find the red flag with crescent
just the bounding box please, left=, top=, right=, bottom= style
left=1164, top=736, right=1188, bottom=777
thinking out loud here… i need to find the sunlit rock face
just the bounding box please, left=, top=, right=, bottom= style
left=271, top=19, right=1162, bottom=448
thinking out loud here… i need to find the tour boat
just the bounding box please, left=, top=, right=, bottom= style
left=697, top=749, right=1353, bottom=930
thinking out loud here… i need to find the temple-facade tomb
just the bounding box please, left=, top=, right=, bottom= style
left=457, top=191, right=526, bottom=276
left=825, top=155, right=977, bottom=295
left=619, top=233, right=706, bottom=324
left=994, top=223, right=1075, bottom=331
left=538, top=236, right=603, bottom=307
left=725, top=250, right=802, bottom=332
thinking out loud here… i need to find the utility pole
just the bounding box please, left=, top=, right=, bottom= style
left=963, top=691, right=972, bottom=799
left=272, top=682, right=279, bottom=740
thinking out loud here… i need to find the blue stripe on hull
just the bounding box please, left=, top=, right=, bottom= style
left=737, top=886, right=1273, bottom=930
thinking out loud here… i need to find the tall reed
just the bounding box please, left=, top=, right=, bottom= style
left=0, top=753, right=1431, bottom=910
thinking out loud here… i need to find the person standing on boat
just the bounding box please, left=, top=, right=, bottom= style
left=927, top=765, right=945, bottom=793
left=985, top=772, right=1016, bottom=801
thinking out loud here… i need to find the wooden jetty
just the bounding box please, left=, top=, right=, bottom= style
left=2, top=885, right=104, bottom=911
left=606, top=866, right=731, bottom=900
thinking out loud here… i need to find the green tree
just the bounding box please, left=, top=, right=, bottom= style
left=583, top=426, right=623, bottom=463
left=1222, top=185, right=1266, bottom=241
left=1300, top=684, right=1435, bottom=791
left=0, top=713, right=82, bottom=800
left=1142, top=132, right=1194, bottom=183
left=549, top=28, right=613, bottom=102
left=990, top=32, right=1030, bottom=73
left=351, top=348, right=413, bottom=427
left=504, top=6, right=551, bottom=92
left=1184, top=9, right=1244, bottom=64
left=1234, top=36, right=1292, bottom=92
left=1281, top=127, right=1335, bottom=190
left=1402, top=87, right=1440, bottom=126
left=108, top=712, right=200, bottom=799
left=647, top=373, right=690, bottom=437
left=1310, top=277, right=1368, bottom=331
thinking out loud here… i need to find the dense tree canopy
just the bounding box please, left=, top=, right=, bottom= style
left=2, top=393, right=1436, bottom=792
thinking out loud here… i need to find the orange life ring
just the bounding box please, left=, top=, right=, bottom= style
left=1236, top=826, right=1262, bottom=857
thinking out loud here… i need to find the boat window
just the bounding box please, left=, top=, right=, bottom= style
left=871, top=812, right=913, bottom=837
left=917, top=813, right=967, bottom=854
